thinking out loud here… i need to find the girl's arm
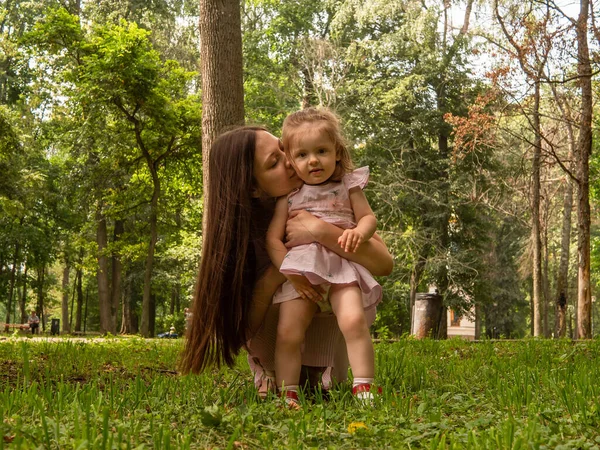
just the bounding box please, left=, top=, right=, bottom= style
left=247, top=265, right=285, bottom=338
left=285, top=211, right=393, bottom=276
left=338, top=187, right=377, bottom=252
left=266, top=197, right=324, bottom=302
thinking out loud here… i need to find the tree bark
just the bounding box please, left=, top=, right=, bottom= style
left=555, top=174, right=573, bottom=338
left=549, top=83, right=575, bottom=339
left=61, top=259, right=71, bottom=333
left=120, top=273, right=133, bottom=334
left=575, top=0, right=593, bottom=339
left=96, top=205, right=113, bottom=334
left=36, top=264, right=45, bottom=332
left=20, top=263, right=28, bottom=323
left=140, top=165, right=160, bottom=338
left=5, top=241, right=19, bottom=331
left=409, top=245, right=429, bottom=334
left=199, top=0, right=245, bottom=232
left=75, top=265, right=83, bottom=332
left=531, top=80, right=543, bottom=337
left=111, top=219, right=124, bottom=332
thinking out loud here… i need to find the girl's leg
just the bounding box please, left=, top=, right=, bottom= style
left=275, top=298, right=318, bottom=393
left=329, top=285, right=374, bottom=380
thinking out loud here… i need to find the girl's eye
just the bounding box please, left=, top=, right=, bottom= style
left=318, top=148, right=326, bottom=154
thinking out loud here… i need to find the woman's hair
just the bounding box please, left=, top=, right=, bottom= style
left=281, top=107, right=353, bottom=182
left=179, top=126, right=266, bottom=374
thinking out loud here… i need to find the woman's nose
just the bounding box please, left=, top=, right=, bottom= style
left=284, top=159, right=292, bottom=169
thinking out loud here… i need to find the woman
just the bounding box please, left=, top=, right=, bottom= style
left=179, top=127, right=393, bottom=394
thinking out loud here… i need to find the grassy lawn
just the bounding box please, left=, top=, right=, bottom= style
left=1, top=337, right=599, bottom=449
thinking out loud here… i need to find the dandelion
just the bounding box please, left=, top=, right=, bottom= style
left=348, top=422, right=367, bottom=434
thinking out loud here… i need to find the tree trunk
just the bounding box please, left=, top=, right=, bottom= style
left=199, top=0, right=245, bottom=232
left=75, top=266, right=83, bottom=332
left=409, top=245, right=429, bottom=334
left=555, top=174, right=573, bottom=338
left=474, top=303, right=481, bottom=340
left=96, top=205, right=113, bottom=334
left=575, top=0, right=593, bottom=339
left=140, top=172, right=160, bottom=338
left=20, top=263, right=28, bottom=323
left=531, top=80, right=543, bottom=337
left=36, top=265, right=45, bottom=332
left=111, top=219, right=124, bottom=332
left=120, top=273, right=133, bottom=334
left=542, top=204, right=550, bottom=338
left=170, top=285, right=176, bottom=315
left=61, top=259, right=71, bottom=333
left=5, top=241, right=20, bottom=331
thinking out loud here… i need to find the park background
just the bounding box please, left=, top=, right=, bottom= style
left=1, top=0, right=599, bottom=339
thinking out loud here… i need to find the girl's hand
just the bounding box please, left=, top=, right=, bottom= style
left=338, top=229, right=364, bottom=253
left=285, top=210, right=321, bottom=248
left=286, top=274, right=325, bottom=303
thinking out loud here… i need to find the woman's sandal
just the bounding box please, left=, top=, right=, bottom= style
left=257, top=374, right=276, bottom=400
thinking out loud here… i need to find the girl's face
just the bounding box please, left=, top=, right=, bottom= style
left=286, top=123, right=339, bottom=185
left=253, top=131, right=302, bottom=198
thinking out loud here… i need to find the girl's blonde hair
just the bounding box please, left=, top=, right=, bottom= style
left=281, top=107, right=354, bottom=182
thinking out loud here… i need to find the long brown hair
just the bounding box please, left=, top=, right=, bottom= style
left=180, top=126, right=265, bottom=374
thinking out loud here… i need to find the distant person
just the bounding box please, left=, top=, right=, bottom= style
left=28, top=311, right=40, bottom=335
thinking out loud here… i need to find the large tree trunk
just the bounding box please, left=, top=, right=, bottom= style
left=199, top=0, right=245, bottom=231
left=61, top=258, right=71, bottom=333
left=531, top=80, right=543, bottom=337
left=96, top=205, right=113, bottom=334
left=111, top=219, right=124, bottom=332
left=576, top=0, right=593, bottom=339
left=5, top=241, right=20, bottom=331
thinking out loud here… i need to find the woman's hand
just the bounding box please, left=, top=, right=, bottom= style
left=285, top=210, right=322, bottom=248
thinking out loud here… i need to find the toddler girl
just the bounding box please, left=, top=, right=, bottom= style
left=266, top=107, right=382, bottom=407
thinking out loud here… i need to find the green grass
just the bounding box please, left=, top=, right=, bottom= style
left=1, top=337, right=600, bottom=449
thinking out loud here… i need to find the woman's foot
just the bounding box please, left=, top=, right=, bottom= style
left=257, top=374, right=276, bottom=400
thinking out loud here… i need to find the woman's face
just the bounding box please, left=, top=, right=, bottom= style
left=253, top=130, right=302, bottom=198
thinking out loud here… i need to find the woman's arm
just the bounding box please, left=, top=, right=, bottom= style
left=285, top=210, right=393, bottom=276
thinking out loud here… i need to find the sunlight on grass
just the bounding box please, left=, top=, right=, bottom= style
left=0, top=338, right=599, bottom=448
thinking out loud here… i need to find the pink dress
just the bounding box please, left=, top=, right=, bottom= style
left=273, top=166, right=382, bottom=310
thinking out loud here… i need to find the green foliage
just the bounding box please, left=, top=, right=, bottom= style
left=1, top=339, right=600, bottom=447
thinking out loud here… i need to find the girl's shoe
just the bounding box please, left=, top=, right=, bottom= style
left=352, top=383, right=382, bottom=405
left=281, top=390, right=302, bottom=410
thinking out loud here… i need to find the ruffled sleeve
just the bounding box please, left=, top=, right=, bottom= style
left=342, top=166, right=370, bottom=190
